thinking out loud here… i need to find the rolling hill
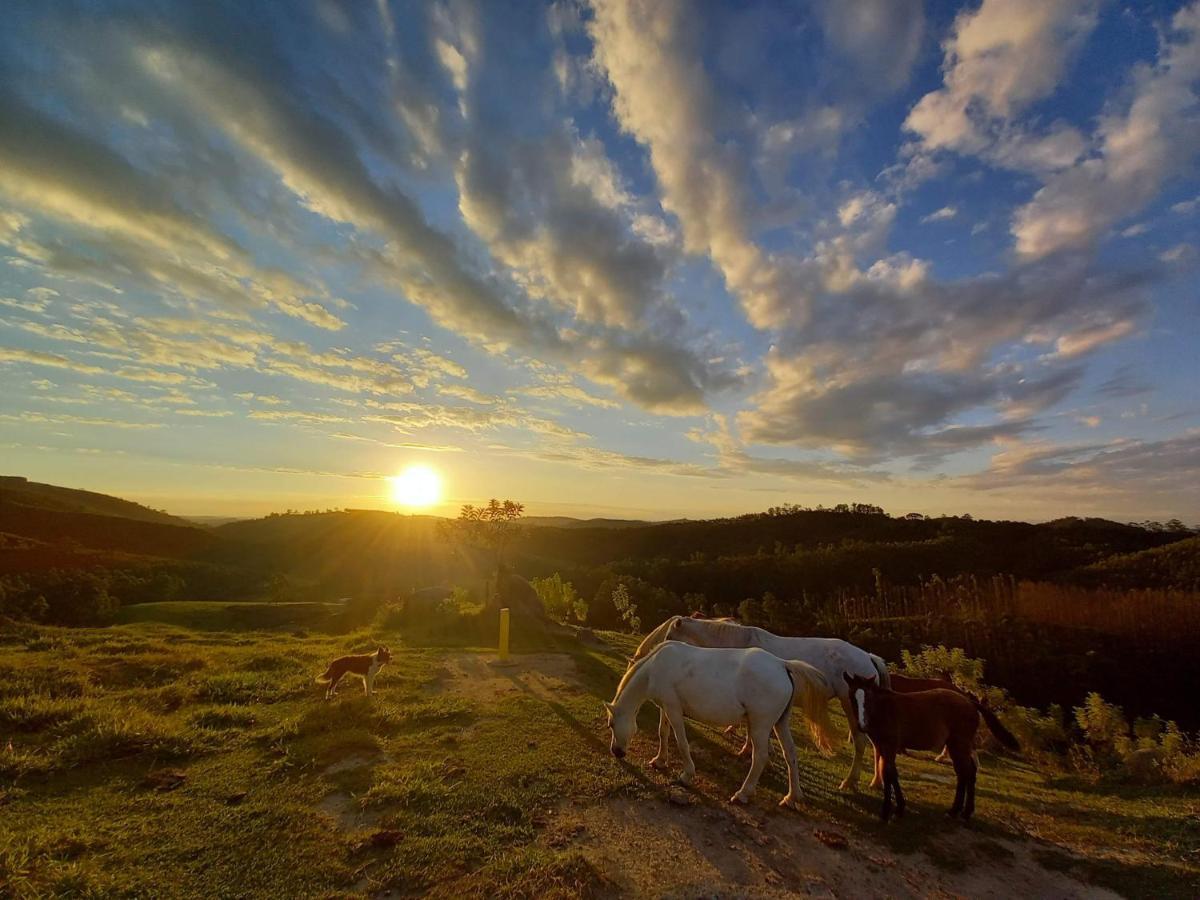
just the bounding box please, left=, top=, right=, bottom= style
left=1070, top=534, right=1200, bottom=589
left=0, top=476, right=215, bottom=561
left=0, top=476, right=189, bottom=525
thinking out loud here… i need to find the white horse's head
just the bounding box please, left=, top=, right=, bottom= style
left=603, top=700, right=635, bottom=758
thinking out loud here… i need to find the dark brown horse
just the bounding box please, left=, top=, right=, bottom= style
left=843, top=673, right=1019, bottom=822
left=889, top=670, right=960, bottom=694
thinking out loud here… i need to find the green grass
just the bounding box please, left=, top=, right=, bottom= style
left=0, top=620, right=1196, bottom=898
left=115, top=600, right=344, bottom=631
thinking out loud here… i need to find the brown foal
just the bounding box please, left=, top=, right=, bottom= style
left=844, top=673, right=1019, bottom=822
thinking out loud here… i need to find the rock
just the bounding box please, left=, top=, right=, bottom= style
left=666, top=788, right=695, bottom=806
left=361, top=830, right=404, bottom=849
left=813, top=829, right=848, bottom=850
left=142, top=769, right=187, bottom=792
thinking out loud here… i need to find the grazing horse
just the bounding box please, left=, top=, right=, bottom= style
left=604, top=642, right=835, bottom=808
left=630, top=615, right=890, bottom=790
left=843, top=672, right=1020, bottom=822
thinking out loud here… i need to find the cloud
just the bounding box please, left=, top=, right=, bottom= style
left=961, top=433, right=1200, bottom=513
left=816, top=0, right=925, bottom=96
left=904, top=0, right=1098, bottom=171
left=128, top=12, right=729, bottom=412
left=1012, top=3, right=1200, bottom=258
left=0, top=89, right=345, bottom=330
left=1172, top=195, right=1200, bottom=214
left=589, top=0, right=789, bottom=330
left=735, top=252, right=1157, bottom=460
left=920, top=206, right=957, bottom=223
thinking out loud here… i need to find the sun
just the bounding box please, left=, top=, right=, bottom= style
left=388, top=465, right=443, bottom=509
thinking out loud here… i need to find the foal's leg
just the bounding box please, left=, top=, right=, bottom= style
left=949, top=751, right=967, bottom=817
left=649, top=707, right=671, bottom=769
left=731, top=719, right=774, bottom=804
left=890, top=761, right=906, bottom=819
left=663, top=703, right=696, bottom=785
left=880, top=752, right=895, bottom=822
left=774, top=718, right=803, bottom=809
left=963, top=754, right=978, bottom=821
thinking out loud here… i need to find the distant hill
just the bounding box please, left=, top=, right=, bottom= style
left=0, top=476, right=189, bottom=525
left=1070, top=535, right=1200, bottom=590
left=0, top=476, right=214, bottom=560
left=212, top=510, right=455, bottom=596
left=2, top=476, right=1195, bottom=613
left=522, top=516, right=655, bottom=529
left=182, top=515, right=248, bottom=527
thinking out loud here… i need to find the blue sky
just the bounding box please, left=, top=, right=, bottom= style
left=0, top=0, right=1197, bottom=521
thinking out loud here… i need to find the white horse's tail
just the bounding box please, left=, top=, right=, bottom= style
left=783, top=660, right=836, bottom=757
left=868, top=653, right=891, bottom=689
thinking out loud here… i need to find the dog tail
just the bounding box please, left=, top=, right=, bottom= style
left=971, top=693, right=1021, bottom=752
left=784, top=660, right=836, bottom=757
left=868, top=653, right=891, bottom=690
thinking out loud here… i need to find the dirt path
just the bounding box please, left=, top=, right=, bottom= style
left=542, top=795, right=1118, bottom=899
left=433, top=652, right=1121, bottom=899
left=433, top=651, right=584, bottom=703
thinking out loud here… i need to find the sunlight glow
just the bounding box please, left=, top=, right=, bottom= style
left=388, top=465, right=443, bottom=509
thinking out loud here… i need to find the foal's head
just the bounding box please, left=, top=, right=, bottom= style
left=843, top=672, right=882, bottom=731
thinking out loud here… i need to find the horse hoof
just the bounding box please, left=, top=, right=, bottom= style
left=779, top=795, right=800, bottom=810
left=730, top=793, right=750, bottom=805
left=649, top=756, right=665, bottom=769
left=838, top=779, right=858, bottom=793
left=677, top=771, right=694, bottom=786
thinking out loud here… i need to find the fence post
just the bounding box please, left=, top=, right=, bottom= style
left=499, top=607, right=511, bottom=661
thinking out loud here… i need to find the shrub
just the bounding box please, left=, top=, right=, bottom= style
left=530, top=574, right=583, bottom=624
left=1068, top=692, right=1200, bottom=783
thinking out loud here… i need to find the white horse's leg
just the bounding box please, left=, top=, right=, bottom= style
left=774, top=719, right=802, bottom=809
left=649, top=707, right=670, bottom=769
left=732, top=720, right=773, bottom=804
left=664, top=704, right=696, bottom=785
left=839, top=696, right=868, bottom=791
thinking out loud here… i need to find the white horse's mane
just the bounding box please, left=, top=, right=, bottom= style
left=616, top=639, right=670, bottom=696
left=676, top=616, right=759, bottom=646
left=631, top=615, right=682, bottom=660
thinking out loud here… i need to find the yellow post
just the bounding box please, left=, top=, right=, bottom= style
left=498, top=607, right=511, bottom=661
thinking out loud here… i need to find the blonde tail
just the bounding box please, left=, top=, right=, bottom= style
left=785, top=660, right=836, bottom=757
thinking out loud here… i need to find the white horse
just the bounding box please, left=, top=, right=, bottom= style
left=631, top=615, right=891, bottom=790
left=604, top=641, right=835, bottom=808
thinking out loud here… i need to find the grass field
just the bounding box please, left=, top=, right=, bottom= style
left=2, top=607, right=1197, bottom=898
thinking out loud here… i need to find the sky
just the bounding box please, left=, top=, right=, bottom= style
left=0, top=0, right=1198, bottom=522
